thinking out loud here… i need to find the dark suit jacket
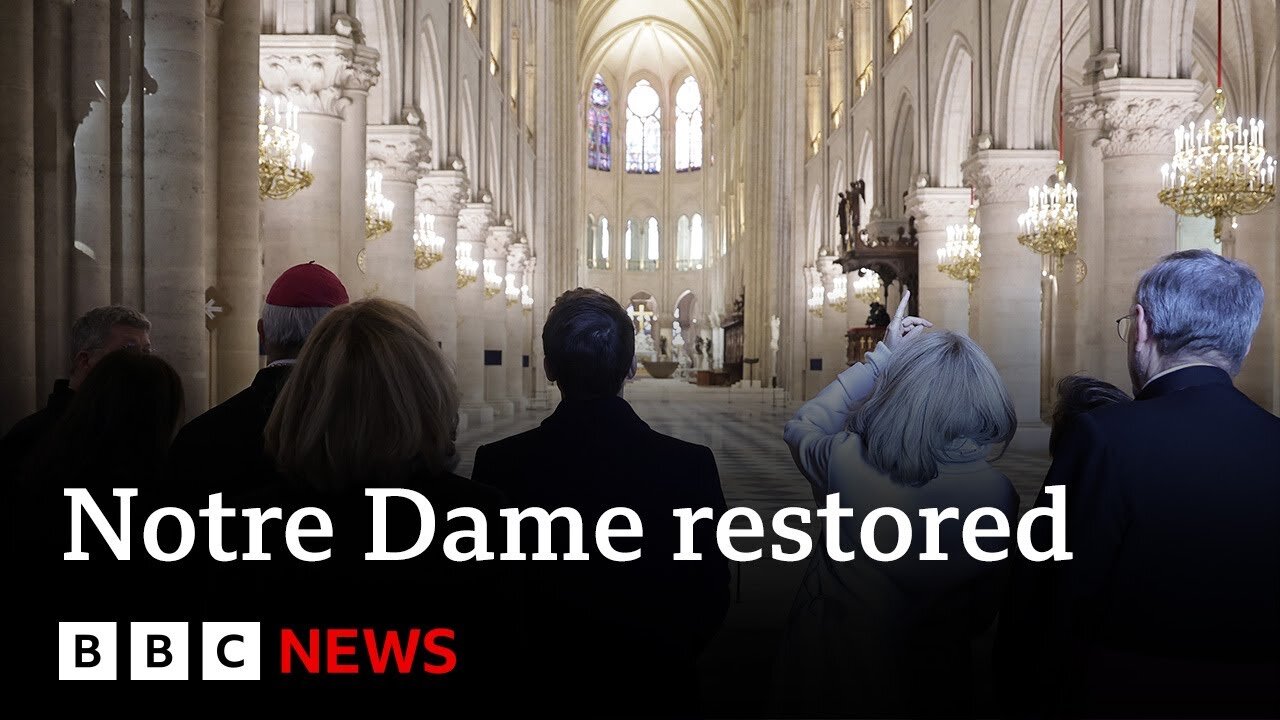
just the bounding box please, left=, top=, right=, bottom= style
left=169, top=365, right=290, bottom=497
left=1, top=379, right=74, bottom=481
left=471, top=395, right=731, bottom=712
left=1002, top=366, right=1280, bottom=718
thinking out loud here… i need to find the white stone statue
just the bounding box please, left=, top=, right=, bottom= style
left=769, top=314, right=781, bottom=352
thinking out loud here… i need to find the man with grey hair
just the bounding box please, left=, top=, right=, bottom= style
left=0, top=305, right=151, bottom=476
left=1005, top=249, right=1280, bottom=717
left=169, top=262, right=348, bottom=495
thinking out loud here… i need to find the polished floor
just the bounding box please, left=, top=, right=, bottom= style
left=457, top=378, right=1052, bottom=715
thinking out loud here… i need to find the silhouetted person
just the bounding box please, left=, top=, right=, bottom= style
left=169, top=262, right=348, bottom=496
left=470, top=288, right=730, bottom=714
left=1009, top=249, right=1280, bottom=717
left=779, top=291, right=1017, bottom=717
left=227, top=299, right=514, bottom=700
left=1048, top=375, right=1130, bottom=457
left=1, top=305, right=151, bottom=480
left=9, top=350, right=184, bottom=684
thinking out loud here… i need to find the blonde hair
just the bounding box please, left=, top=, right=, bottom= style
left=850, top=331, right=1016, bottom=487
left=265, top=298, right=460, bottom=493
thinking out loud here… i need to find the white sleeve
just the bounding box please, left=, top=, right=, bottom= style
left=782, top=341, right=892, bottom=491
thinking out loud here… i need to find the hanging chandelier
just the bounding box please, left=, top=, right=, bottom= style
left=521, top=284, right=534, bottom=313
left=505, top=273, right=521, bottom=306
left=1159, top=0, right=1275, bottom=239
left=828, top=274, right=848, bottom=313
left=939, top=193, right=981, bottom=291
left=413, top=212, right=443, bottom=269
left=806, top=267, right=825, bottom=318
left=482, top=258, right=504, bottom=298
left=852, top=269, right=883, bottom=306
left=455, top=240, right=479, bottom=288
left=365, top=169, right=394, bottom=240
left=1016, top=0, right=1078, bottom=267
left=258, top=89, right=315, bottom=200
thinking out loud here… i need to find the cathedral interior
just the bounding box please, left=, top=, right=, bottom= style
left=2, top=0, right=1278, bottom=709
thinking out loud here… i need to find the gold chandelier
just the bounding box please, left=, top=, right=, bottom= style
left=1017, top=0, right=1078, bottom=268
left=413, top=212, right=443, bottom=269
left=939, top=195, right=981, bottom=292
left=482, top=258, right=504, bottom=299
left=852, top=270, right=883, bottom=306
left=258, top=89, right=315, bottom=200
left=365, top=169, right=394, bottom=240
left=455, top=240, right=479, bottom=288
left=805, top=267, right=824, bottom=318
left=1158, top=0, right=1276, bottom=239
left=827, top=274, right=848, bottom=313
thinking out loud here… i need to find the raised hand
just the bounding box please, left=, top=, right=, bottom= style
left=884, top=289, right=933, bottom=351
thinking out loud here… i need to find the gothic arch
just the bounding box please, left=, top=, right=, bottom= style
left=932, top=33, right=974, bottom=187
left=995, top=0, right=1089, bottom=150
left=419, top=16, right=449, bottom=167
left=356, top=0, right=399, bottom=125
left=888, top=91, right=916, bottom=215
left=1117, top=0, right=1196, bottom=79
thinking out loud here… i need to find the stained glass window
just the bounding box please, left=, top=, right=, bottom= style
left=587, top=75, right=612, bottom=170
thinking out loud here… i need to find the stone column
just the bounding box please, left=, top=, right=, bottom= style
left=338, top=44, right=379, bottom=293
left=70, top=0, right=111, bottom=312
left=456, top=201, right=494, bottom=425
left=144, top=0, right=208, bottom=415
left=1093, top=79, right=1202, bottom=388
left=0, top=0, right=35, bottom=427
left=1063, top=97, right=1108, bottom=381
left=365, top=125, right=425, bottom=305
left=963, top=149, right=1059, bottom=451
left=906, top=187, right=972, bottom=334
left=506, top=238, right=530, bottom=411
left=484, top=223, right=514, bottom=416
left=416, top=170, right=468, bottom=362
left=215, top=0, right=262, bottom=402
left=259, top=35, right=360, bottom=287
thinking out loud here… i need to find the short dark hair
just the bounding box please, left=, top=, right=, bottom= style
left=542, top=288, right=634, bottom=398
left=1049, top=374, right=1131, bottom=456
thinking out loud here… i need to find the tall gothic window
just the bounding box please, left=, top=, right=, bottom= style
left=625, top=80, right=661, bottom=173
left=589, top=216, right=611, bottom=269
left=646, top=217, right=660, bottom=268
left=676, top=213, right=705, bottom=270
left=675, top=76, right=703, bottom=171
left=587, top=75, right=612, bottom=170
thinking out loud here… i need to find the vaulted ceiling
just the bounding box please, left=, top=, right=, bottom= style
left=577, top=0, right=740, bottom=90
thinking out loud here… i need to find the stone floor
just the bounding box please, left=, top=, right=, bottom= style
left=455, top=378, right=1052, bottom=716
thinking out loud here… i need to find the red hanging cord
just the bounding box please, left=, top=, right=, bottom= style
left=1216, top=0, right=1223, bottom=89
left=1058, top=0, right=1065, bottom=161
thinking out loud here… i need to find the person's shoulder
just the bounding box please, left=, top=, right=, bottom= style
left=645, top=428, right=716, bottom=461
left=474, top=426, right=546, bottom=464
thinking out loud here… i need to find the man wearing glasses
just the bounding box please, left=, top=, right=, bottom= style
left=1009, top=249, right=1280, bottom=717
left=0, top=305, right=151, bottom=476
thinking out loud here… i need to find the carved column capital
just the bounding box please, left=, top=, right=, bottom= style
left=417, top=170, right=469, bottom=217
left=506, top=237, right=530, bottom=276
left=367, top=125, right=427, bottom=183
left=457, top=202, right=495, bottom=243
left=1091, top=78, right=1203, bottom=158
left=962, top=150, right=1060, bottom=205
left=905, top=187, right=971, bottom=224
left=486, top=223, right=515, bottom=260
left=260, top=34, right=381, bottom=117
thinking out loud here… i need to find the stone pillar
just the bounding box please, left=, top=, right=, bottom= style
left=215, top=0, right=262, bottom=402
left=259, top=36, right=362, bottom=288
left=416, top=170, right=468, bottom=362
left=144, top=0, right=208, bottom=415
left=963, top=149, right=1059, bottom=451
left=365, top=125, right=425, bottom=305
left=484, top=224, right=514, bottom=416
left=338, top=45, right=379, bottom=293
left=1093, top=79, right=1202, bottom=388
left=456, top=202, right=494, bottom=425
left=906, top=187, right=971, bottom=334
left=0, top=0, right=35, bottom=427
left=70, top=0, right=111, bottom=313
left=1064, top=97, right=1108, bottom=381
left=506, top=238, right=530, bottom=411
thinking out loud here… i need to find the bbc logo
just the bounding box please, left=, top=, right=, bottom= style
left=58, top=622, right=260, bottom=680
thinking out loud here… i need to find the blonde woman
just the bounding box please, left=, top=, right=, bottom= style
left=776, top=291, right=1018, bottom=717
left=233, top=299, right=515, bottom=697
